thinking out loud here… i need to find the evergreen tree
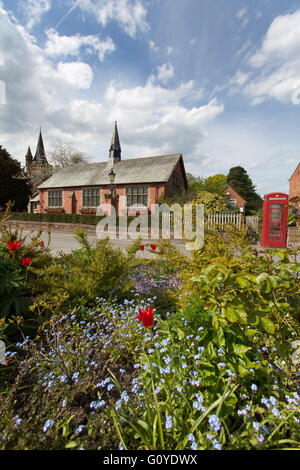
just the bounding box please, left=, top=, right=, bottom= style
left=0, top=145, right=31, bottom=212
left=226, top=166, right=262, bottom=213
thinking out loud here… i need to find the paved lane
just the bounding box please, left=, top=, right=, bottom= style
left=21, top=229, right=188, bottom=258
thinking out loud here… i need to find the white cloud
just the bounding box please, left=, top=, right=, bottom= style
left=244, top=9, right=300, bottom=104
left=0, top=4, right=224, bottom=170
left=156, top=63, right=174, bottom=83
left=78, top=0, right=150, bottom=38
left=56, top=62, right=94, bottom=89
left=21, top=0, right=52, bottom=29
left=45, top=28, right=115, bottom=61
left=227, top=69, right=252, bottom=96
left=250, top=10, right=300, bottom=67
left=149, top=39, right=159, bottom=53
left=235, top=6, right=249, bottom=29
left=236, top=7, right=248, bottom=20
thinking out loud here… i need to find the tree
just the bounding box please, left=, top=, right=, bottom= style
left=0, top=146, right=31, bottom=212
left=193, top=190, right=230, bottom=214
left=27, top=161, right=52, bottom=194
left=49, top=139, right=90, bottom=169
left=204, top=174, right=227, bottom=194
left=226, top=166, right=262, bottom=214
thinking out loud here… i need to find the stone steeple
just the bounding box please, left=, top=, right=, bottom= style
left=25, top=146, right=33, bottom=170
left=34, top=128, right=48, bottom=163
left=26, top=129, right=52, bottom=196
left=109, top=122, right=121, bottom=165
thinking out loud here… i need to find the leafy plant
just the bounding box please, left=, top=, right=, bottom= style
left=0, top=259, right=30, bottom=318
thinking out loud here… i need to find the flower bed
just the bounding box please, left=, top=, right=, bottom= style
left=0, top=213, right=299, bottom=450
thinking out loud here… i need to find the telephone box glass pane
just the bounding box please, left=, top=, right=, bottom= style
left=268, top=204, right=283, bottom=240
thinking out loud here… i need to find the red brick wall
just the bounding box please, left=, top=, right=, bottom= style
left=289, top=164, right=300, bottom=208
left=224, top=186, right=246, bottom=212
left=39, top=183, right=167, bottom=216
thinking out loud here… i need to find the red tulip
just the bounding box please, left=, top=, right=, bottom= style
left=140, top=245, right=145, bottom=251
left=7, top=241, right=21, bottom=252
left=22, top=257, right=31, bottom=267
left=150, top=244, right=157, bottom=251
left=40, top=241, right=45, bottom=247
left=137, top=306, right=154, bottom=328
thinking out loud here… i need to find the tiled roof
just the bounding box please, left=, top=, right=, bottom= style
left=224, top=186, right=246, bottom=203
left=38, top=154, right=183, bottom=189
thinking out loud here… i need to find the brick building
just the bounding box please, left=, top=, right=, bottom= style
left=289, top=163, right=300, bottom=209
left=223, top=186, right=246, bottom=213
left=37, top=123, right=188, bottom=216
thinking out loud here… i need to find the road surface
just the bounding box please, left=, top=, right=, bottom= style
left=21, top=229, right=188, bottom=258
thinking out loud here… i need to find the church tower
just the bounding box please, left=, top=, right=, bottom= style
left=26, top=128, right=52, bottom=195
left=33, top=128, right=48, bottom=164
left=109, top=122, right=121, bottom=166
left=25, top=146, right=33, bottom=173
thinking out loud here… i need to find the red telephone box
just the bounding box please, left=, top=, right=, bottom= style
left=261, top=193, right=289, bottom=247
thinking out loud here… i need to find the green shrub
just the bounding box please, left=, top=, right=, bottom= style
left=29, top=232, right=137, bottom=308
left=0, top=259, right=30, bottom=319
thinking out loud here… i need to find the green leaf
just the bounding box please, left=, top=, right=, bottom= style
left=260, top=317, right=275, bottom=334
left=236, top=276, right=248, bottom=288
left=233, top=344, right=251, bottom=356
left=175, top=328, right=185, bottom=340
left=245, top=328, right=259, bottom=338
left=65, top=441, right=78, bottom=449
left=256, top=273, right=268, bottom=283
left=224, top=307, right=238, bottom=323
left=213, top=327, right=225, bottom=348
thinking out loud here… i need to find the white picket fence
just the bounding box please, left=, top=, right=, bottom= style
left=206, top=212, right=243, bottom=230
left=162, top=211, right=259, bottom=233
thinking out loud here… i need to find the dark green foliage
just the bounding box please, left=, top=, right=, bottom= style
left=29, top=232, right=136, bottom=308
left=0, top=259, right=31, bottom=328
left=226, top=166, right=262, bottom=214
left=0, top=212, right=139, bottom=227
left=0, top=146, right=31, bottom=212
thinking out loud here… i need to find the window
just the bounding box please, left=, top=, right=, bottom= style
left=229, top=198, right=237, bottom=207
left=126, top=186, right=148, bottom=207
left=82, top=188, right=100, bottom=207
left=172, top=173, right=183, bottom=195
left=48, top=190, right=62, bottom=207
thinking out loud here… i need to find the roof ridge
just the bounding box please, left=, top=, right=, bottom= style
left=119, top=153, right=182, bottom=162
left=62, top=153, right=182, bottom=168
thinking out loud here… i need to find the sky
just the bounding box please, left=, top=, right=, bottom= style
left=0, top=0, right=300, bottom=195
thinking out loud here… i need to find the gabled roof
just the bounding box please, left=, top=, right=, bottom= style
left=224, top=185, right=246, bottom=203
left=38, top=154, right=184, bottom=189
left=289, top=162, right=300, bottom=182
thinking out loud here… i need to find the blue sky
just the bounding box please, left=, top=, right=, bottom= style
left=0, top=0, right=300, bottom=195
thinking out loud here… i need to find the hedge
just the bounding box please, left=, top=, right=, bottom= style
left=0, top=212, right=104, bottom=225
left=0, top=212, right=150, bottom=227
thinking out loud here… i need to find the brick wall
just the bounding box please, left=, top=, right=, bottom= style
left=287, top=226, right=300, bottom=248
left=289, top=164, right=300, bottom=208
left=39, top=182, right=168, bottom=216
left=224, top=186, right=246, bottom=212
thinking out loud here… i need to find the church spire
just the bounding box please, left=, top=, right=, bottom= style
left=25, top=146, right=33, bottom=161
left=109, top=121, right=121, bottom=165
left=34, top=127, right=47, bottom=163
left=25, top=146, right=33, bottom=172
